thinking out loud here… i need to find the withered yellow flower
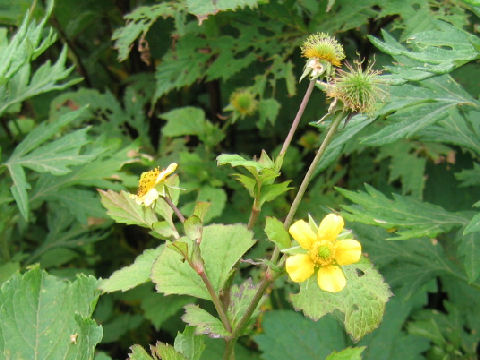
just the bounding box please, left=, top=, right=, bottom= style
left=131, top=163, right=177, bottom=207
left=286, top=214, right=361, bottom=292
left=301, top=33, right=345, bottom=67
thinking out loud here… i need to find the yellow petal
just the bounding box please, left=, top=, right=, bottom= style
left=144, top=188, right=159, bottom=207
left=289, top=220, right=317, bottom=250
left=335, top=240, right=361, bottom=265
left=156, top=163, right=178, bottom=183
left=317, top=214, right=344, bottom=241
left=317, top=265, right=346, bottom=292
left=285, top=254, right=315, bottom=283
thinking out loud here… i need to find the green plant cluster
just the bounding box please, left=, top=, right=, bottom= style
left=0, top=0, right=480, bottom=359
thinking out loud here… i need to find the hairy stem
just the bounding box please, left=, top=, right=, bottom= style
left=229, top=112, right=345, bottom=343
left=198, top=269, right=233, bottom=334
left=247, top=200, right=260, bottom=230
left=283, top=112, right=344, bottom=228
left=279, top=79, right=316, bottom=157
left=162, top=196, right=186, bottom=223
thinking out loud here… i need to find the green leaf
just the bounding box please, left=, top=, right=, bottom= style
left=216, top=154, right=263, bottom=173
left=112, top=4, right=176, bottom=61
left=200, top=224, right=255, bottom=292
left=153, top=342, right=188, bottom=360
left=254, top=310, right=346, bottom=360
left=174, top=326, right=206, bottom=360
left=152, top=243, right=210, bottom=300
left=232, top=173, right=256, bottom=197
left=186, top=0, right=259, bottom=22
left=152, top=224, right=255, bottom=299
left=195, top=187, right=226, bottom=222
left=463, top=213, right=480, bottom=234
left=314, top=114, right=375, bottom=173
left=258, top=181, right=291, bottom=207
left=351, top=223, right=459, bottom=300
left=264, top=216, right=291, bottom=250
left=291, top=260, right=392, bottom=341
left=357, top=295, right=430, bottom=360
left=0, top=267, right=102, bottom=359
left=184, top=215, right=202, bottom=242
left=128, top=344, right=154, bottom=360
left=338, top=184, right=467, bottom=240
left=0, top=262, right=19, bottom=284
left=141, top=293, right=193, bottom=330
left=182, top=304, right=230, bottom=337
left=326, top=347, right=366, bottom=360
left=161, top=107, right=208, bottom=138
left=376, top=141, right=427, bottom=198
left=369, top=22, right=479, bottom=82
left=362, top=75, right=479, bottom=146
left=258, top=98, right=281, bottom=128
left=457, top=232, right=480, bottom=283
left=6, top=107, right=91, bottom=220
left=99, top=246, right=164, bottom=293
left=227, top=278, right=262, bottom=331
left=99, top=189, right=158, bottom=228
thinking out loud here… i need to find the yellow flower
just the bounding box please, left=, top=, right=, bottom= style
left=285, top=214, right=361, bottom=292
left=301, top=33, right=345, bottom=67
left=131, top=163, right=178, bottom=206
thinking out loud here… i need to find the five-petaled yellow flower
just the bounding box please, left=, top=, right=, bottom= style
left=131, top=163, right=178, bottom=207
left=286, top=214, right=361, bottom=292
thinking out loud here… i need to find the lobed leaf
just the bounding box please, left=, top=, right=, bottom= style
left=99, top=246, right=164, bottom=293
left=291, top=260, right=392, bottom=341
left=0, top=267, right=102, bottom=359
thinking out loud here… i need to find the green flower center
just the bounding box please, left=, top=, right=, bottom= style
left=317, top=245, right=331, bottom=259
left=309, top=241, right=335, bottom=266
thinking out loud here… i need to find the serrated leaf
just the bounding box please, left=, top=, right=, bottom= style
left=174, top=326, right=206, bottom=360
left=186, top=0, right=259, bottom=23
left=216, top=154, right=263, bottom=173
left=254, top=310, right=345, bottom=360
left=152, top=224, right=255, bottom=299
left=338, top=184, right=467, bottom=240
left=464, top=213, right=480, bottom=234
left=291, top=260, right=392, bottom=341
left=182, top=304, right=230, bottom=337
left=152, top=243, right=210, bottom=300
left=314, top=114, right=374, bottom=173
left=152, top=342, right=188, bottom=360
left=457, top=231, right=480, bottom=283
left=0, top=267, right=102, bottom=359
left=161, top=107, right=207, bottom=138
left=99, top=189, right=157, bottom=228
left=369, top=22, right=478, bottom=82
left=258, top=181, right=291, bottom=207
left=200, top=224, right=255, bottom=292
left=326, top=347, right=366, bottom=360
left=141, top=292, right=193, bottom=330
left=351, top=223, right=459, bottom=300
left=227, top=278, right=262, bottom=331
left=128, top=344, right=154, bottom=360
left=99, top=246, right=164, bottom=293
left=258, top=98, right=281, bottom=128
left=113, top=4, right=176, bottom=61
left=376, top=141, right=427, bottom=198
left=264, top=216, right=291, bottom=250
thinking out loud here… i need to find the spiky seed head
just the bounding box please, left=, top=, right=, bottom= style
left=327, top=60, right=386, bottom=113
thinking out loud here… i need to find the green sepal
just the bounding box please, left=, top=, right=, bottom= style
left=184, top=215, right=202, bottom=243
